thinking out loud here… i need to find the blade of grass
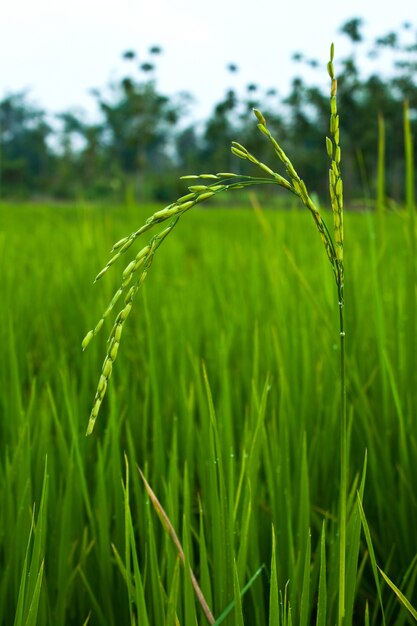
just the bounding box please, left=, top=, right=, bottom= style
left=299, top=530, right=311, bottom=626
left=166, top=557, right=181, bottom=626
left=81, top=613, right=92, bottom=626
left=122, top=454, right=134, bottom=625
left=316, top=522, right=327, bottom=626
left=13, top=521, right=34, bottom=626
left=232, top=560, right=245, bottom=626
left=345, top=451, right=367, bottom=625
left=213, top=565, right=266, bottom=625
left=76, top=566, right=108, bottom=626
left=201, top=362, right=233, bottom=613
left=13, top=457, right=48, bottom=626
left=378, top=568, right=417, bottom=622
left=357, top=493, right=387, bottom=625
left=22, top=561, right=44, bottom=626
left=365, top=602, right=370, bottom=626
left=181, top=465, right=198, bottom=626
left=269, top=527, right=280, bottom=626
left=198, top=496, right=213, bottom=614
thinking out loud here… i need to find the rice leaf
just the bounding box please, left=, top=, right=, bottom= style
left=316, top=522, right=327, bottom=626
left=357, top=493, right=387, bottom=625
left=378, top=567, right=417, bottom=622
left=269, top=526, right=280, bottom=626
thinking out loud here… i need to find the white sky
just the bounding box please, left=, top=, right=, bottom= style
left=1, top=0, right=415, bottom=123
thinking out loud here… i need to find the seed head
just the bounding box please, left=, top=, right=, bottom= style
left=326, top=137, right=333, bottom=158
left=102, top=357, right=113, bottom=378
left=177, top=192, right=196, bottom=204
left=122, top=260, right=136, bottom=280
left=196, top=191, right=216, bottom=202
left=188, top=185, right=210, bottom=192
left=231, top=146, right=248, bottom=159
left=114, top=324, right=123, bottom=343
left=109, top=339, right=119, bottom=361
left=153, top=206, right=181, bottom=220
left=94, top=319, right=104, bottom=334
left=253, top=109, right=267, bottom=125
left=111, top=236, right=130, bottom=252
left=257, top=123, right=269, bottom=136
left=120, top=303, right=132, bottom=322
left=82, top=330, right=94, bottom=351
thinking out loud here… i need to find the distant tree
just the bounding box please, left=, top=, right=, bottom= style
left=286, top=19, right=417, bottom=200
left=52, top=111, right=108, bottom=198
left=2, top=19, right=417, bottom=202
left=0, top=92, right=51, bottom=196
left=52, top=111, right=84, bottom=197
left=122, top=50, right=136, bottom=61
left=340, top=17, right=364, bottom=43
left=202, top=89, right=238, bottom=171
left=175, top=125, right=200, bottom=172
left=90, top=48, right=190, bottom=197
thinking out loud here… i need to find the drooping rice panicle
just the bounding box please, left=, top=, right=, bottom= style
left=252, top=109, right=337, bottom=269
left=84, top=47, right=344, bottom=436
left=85, top=216, right=179, bottom=435
left=327, top=43, right=344, bottom=284
left=84, top=181, right=265, bottom=432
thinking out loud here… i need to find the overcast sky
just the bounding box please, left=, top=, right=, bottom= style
left=1, top=0, right=415, bottom=122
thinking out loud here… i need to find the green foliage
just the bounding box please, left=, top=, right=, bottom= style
left=1, top=30, right=417, bottom=626
left=1, top=198, right=416, bottom=624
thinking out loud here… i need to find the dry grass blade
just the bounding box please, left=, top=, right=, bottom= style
left=137, top=467, right=216, bottom=625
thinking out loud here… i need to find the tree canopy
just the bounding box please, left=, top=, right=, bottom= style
left=1, top=19, right=416, bottom=204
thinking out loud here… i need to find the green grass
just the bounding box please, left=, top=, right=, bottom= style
left=1, top=197, right=416, bottom=625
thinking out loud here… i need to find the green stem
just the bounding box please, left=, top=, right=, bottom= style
left=338, top=277, right=347, bottom=626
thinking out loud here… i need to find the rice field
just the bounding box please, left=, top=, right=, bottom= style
left=1, top=198, right=416, bottom=625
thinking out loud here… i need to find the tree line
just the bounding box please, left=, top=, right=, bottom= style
left=1, top=18, right=416, bottom=205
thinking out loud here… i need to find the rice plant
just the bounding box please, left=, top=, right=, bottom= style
left=82, top=44, right=355, bottom=624
left=83, top=45, right=344, bottom=440
left=1, top=44, right=416, bottom=626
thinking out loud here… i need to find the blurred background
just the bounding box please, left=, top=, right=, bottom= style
left=1, top=0, right=416, bottom=204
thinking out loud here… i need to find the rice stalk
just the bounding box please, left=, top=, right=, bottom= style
left=326, top=44, right=347, bottom=626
